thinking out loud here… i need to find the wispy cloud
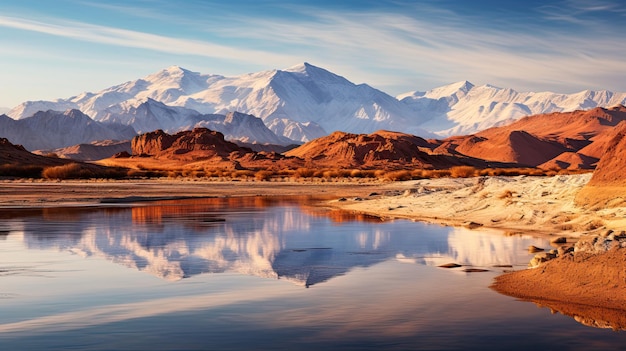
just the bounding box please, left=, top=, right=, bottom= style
left=1, top=0, right=625, bottom=102
left=0, top=285, right=294, bottom=335
left=0, top=15, right=298, bottom=66
left=210, top=5, right=626, bottom=92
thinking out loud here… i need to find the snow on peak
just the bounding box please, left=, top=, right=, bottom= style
left=424, top=80, right=475, bottom=99
left=284, top=62, right=312, bottom=73
left=281, top=62, right=348, bottom=84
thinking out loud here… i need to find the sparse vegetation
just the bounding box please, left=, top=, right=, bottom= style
left=450, top=166, right=477, bottom=178
left=91, top=155, right=593, bottom=181
left=0, top=164, right=44, bottom=178
left=42, top=163, right=127, bottom=180
left=255, top=170, right=273, bottom=181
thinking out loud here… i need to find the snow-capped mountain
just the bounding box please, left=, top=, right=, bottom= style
left=101, top=98, right=298, bottom=145
left=194, top=111, right=294, bottom=145
left=8, top=63, right=431, bottom=138
left=266, top=118, right=326, bottom=142
left=0, top=110, right=136, bottom=151
left=7, top=63, right=626, bottom=138
left=98, top=98, right=203, bottom=133
left=398, top=82, right=626, bottom=136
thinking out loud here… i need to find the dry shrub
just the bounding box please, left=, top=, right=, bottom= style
left=232, top=170, right=255, bottom=179
left=126, top=169, right=145, bottom=178
left=450, top=166, right=477, bottom=178
left=360, top=170, right=377, bottom=178
left=350, top=169, right=363, bottom=178
left=42, top=163, right=127, bottom=180
left=420, top=169, right=451, bottom=178
left=0, top=164, right=43, bottom=178
left=410, top=169, right=426, bottom=179
left=43, top=163, right=85, bottom=179
left=294, top=168, right=315, bottom=178
left=255, top=170, right=273, bottom=181
left=322, top=170, right=336, bottom=179
left=383, top=170, right=412, bottom=181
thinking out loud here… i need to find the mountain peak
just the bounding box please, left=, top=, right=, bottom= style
left=145, top=65, right=197, bottom=83
left=164, top=65, right=189, bottom=74
left=284, top=62, right=315, bottom=73
left=283, top=62, right=338, bottom=78
left=423, top=80, right=475, bottom=100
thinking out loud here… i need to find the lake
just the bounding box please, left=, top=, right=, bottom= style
left=1, top=196, right=625, bottom=350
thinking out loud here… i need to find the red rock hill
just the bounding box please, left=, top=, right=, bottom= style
left=132, top=128, right=252, bottom=160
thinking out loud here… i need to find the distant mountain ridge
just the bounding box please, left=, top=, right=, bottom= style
left=0, top=110, right=136, bottom=151
left=7, top=63, right=626, bottom=140
left=399, top=81, right=626, bottom=136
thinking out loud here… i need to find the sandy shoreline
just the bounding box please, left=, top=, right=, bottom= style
left=0, top=179, right=394, bottom=208
left=2, top=174, right=622, bottom=238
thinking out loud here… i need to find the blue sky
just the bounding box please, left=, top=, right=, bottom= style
left=1, top=0, right=625, bottom=108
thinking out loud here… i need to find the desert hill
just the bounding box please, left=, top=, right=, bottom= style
left=0, top=138, right=127, bottom=179
left=438, top=105, right=626, bottom=168
left=35, top=140, right=132, bottom=161
left=576, top=122, right=626, bottom=207
left=0, top=138, right=69, bottom=167
left=285, top=130, right=434, bottom=167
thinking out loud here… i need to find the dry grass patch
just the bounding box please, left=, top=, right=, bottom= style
left=0, top=164, right=44, bottom=178
left=42, top=163, right=127, bottom=180
left=450, top=166, right=478, bottom=178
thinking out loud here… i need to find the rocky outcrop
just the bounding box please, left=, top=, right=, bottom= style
left=131, top=128, right=252, bottom=160
left=527, top=232, right=625, bottom=268
left=285, top=130, right=508, bottom=169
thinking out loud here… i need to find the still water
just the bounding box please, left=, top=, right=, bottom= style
left=0, top=196, right=625, bottom=350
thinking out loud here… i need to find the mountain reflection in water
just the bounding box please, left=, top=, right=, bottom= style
left=2, top=196, right=626, bottom=349
left=3, top=197, right=540, bottom=286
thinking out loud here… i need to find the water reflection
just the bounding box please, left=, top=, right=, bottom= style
left=528, top=299, right=626, bottom=331
left=2, top=197, right=626, bottom=349
left=2, top=197, right=543, bottom=286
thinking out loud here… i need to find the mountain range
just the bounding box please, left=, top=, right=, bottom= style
left=0, top=109, right=136, bottom=151
left=9, top=63, right=626, bottom=140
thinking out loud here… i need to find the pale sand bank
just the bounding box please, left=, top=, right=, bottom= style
left=332, top=173, right=626, bottom=239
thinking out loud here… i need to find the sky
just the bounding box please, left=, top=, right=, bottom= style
left=1, top=0, right=625, bottom=108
